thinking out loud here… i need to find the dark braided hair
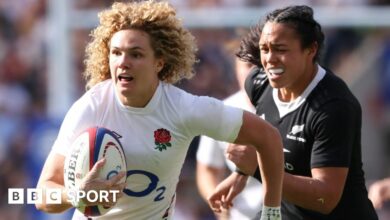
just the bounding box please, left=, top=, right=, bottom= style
left=237, top=5, right=324, bottom=65
left=265, top=5, right=325, bottom=63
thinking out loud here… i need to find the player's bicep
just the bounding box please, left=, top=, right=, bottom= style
left=234, top=111, right=277, bottom=147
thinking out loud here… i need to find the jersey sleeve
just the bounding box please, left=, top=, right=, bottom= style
left=196, top=135, right=226, bottom=168
left=244, top=67, right=268, bottom=106
left=310, top=100, right=361, bottom=168
left=51, top=94, right=97, bottom=156
left=180, top=95, right=243, bottom=144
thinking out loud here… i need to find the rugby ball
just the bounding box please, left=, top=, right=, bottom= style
left=64, top=127, right=127, bottom=216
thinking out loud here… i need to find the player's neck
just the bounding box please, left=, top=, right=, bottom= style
left=278, top=64, right=318, bottom=102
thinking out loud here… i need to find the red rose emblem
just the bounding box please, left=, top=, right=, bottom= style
left=154, top=128, right=171, bottom=143
left=154, top=128, right=172, bottom=151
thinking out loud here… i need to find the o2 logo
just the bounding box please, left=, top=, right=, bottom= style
left=123, top=170, right=166, bottom=202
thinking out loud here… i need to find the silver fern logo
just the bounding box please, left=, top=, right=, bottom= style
left=286, top=124, right=306, bottom=142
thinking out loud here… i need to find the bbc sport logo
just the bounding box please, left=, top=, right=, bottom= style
left=8, top=188, right=120, bottom=204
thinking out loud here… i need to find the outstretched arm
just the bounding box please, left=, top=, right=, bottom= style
left=233, top=111, right=284, bottom=207
left=230, top=112, right=284, bottom=207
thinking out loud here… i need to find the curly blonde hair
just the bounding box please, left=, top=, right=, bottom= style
left=83, top=0, right=197, bottom=89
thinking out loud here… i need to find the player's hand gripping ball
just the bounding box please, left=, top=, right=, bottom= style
left=64, top=127, right=127, bottom=216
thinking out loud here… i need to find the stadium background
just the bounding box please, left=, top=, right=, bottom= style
left=0, top=0, right=389, bottom=219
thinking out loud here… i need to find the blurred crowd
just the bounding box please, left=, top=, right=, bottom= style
left=0, top=0, right=389, bottom=220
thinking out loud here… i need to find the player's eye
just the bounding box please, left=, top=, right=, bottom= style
left=110, top=49, right=122, bottom=56
left=130, top=52, right=143, bottom=59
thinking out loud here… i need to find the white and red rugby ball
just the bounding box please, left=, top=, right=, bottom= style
left=64, top=126, right=127, bottom=217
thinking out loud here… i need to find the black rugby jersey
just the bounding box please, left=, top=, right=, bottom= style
left=245, top=66, right=378, bottom=220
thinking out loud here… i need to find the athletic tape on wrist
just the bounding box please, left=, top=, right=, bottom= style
left=260, top=205, right=281, bottom=220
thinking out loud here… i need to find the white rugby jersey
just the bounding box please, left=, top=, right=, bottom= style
left=197, top=90, right=263, bottom=220
left=51, top=79, right=243, bottom=220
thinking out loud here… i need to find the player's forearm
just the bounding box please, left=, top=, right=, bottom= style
left=35, top=181, right=72, bottom=213
left=236, top=111, right=284, bottom=207
left=255, top=126, right=284, bottom=207
left=196, top=165, right=224, bottom=201
left=197, top=176, right=219, bottom=201
left=282, top=173, right=339, bottom=214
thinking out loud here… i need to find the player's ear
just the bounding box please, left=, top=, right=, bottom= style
left=156, top=58, right=164, bottom=74
left=306, top=42, right=318, bottom=59
left=303, top=42, right=318, bottom=60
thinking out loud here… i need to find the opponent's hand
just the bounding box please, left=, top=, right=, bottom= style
left=208, top=172, right=248, bottom=213
left=226, top=144, right=258, bottom=176
left=78, top=158, right=126, bottom=207
left=368, top=178, right=390, bottom=209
